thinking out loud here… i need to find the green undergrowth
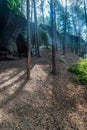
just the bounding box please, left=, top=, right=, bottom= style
left=69, top=59, right=87, bottom=85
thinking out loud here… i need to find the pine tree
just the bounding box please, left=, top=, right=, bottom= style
left=33, top=0, right=40, bottom=57
left=50, top=0, right=56, bottom=74
left=26, top=0, right=31, bottom=80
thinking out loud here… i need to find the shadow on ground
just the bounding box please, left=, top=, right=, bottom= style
left=0, top=52, right=87, bottom=130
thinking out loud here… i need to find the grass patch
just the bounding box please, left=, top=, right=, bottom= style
left=69, top=59, right=87, bottom=85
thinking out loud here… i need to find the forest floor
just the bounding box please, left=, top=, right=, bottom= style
left=0, top=50, right=87, bottom=130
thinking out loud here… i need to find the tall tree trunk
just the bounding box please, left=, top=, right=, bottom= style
left=54, top=6, right=57, bottom=51
left=63, top=0, right=67, bottom=55
left=33, top=0, right=40, bottom=57
left=21, top=0, right=24, bottom=13
left=41, top=0, right=44, bottom=23
left=26, top=0, right=31, bottom=80
left=72, top=15, right=77, bottom=54
left=30, top=0, right=33, bottom=21
left=83, top=0, right=87, bottom=28
left=51, top=0, right=56, bottom=74
left=83, top=0, right=87, bottom=48
left=76, top=3, right=81, bottom=56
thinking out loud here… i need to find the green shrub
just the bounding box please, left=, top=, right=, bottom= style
left=69, top=59, right=87, bottom=85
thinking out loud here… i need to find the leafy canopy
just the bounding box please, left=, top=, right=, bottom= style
left=7, top=0, right=22, bottom=14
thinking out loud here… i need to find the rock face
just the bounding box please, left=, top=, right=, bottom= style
left=0, top=0, right=26, bottom=57
left=39, top=24, right=87, bottom=55
left=39, top=24, right=62, bottom=50
left=16, top=34, right=27, bottom=57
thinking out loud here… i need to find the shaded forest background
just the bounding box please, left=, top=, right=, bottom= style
left=0, top=0, right=87, bottom=60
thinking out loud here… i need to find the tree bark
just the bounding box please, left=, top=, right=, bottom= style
left=30, top=0, right=33, bottom=21
left=51, top=0, right=56, bottom=74
left=76, top=3, right=81, bottom=56
left=41, top=0, right=44, bottom=23
left=33, top=0, right=40, bottom=57
left=63, top=0, right=67, bottom=55
left=26, top=0, right=31, bottom=80
left=83, top=0, right=87, bottom=28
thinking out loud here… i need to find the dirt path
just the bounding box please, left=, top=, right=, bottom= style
left=0, top=51, right=87, bottom=130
